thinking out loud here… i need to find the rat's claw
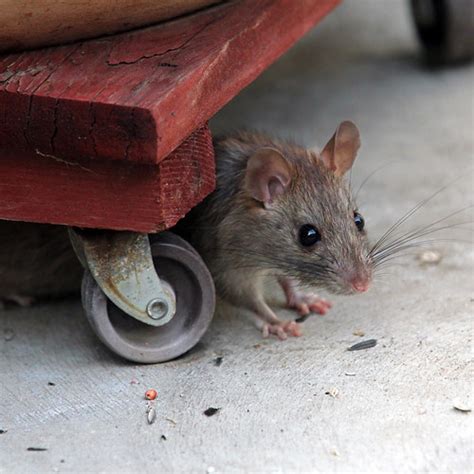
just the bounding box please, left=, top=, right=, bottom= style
left=262, top=321, right=302, bottom=340
left=288, top=292, right=332, bottom=317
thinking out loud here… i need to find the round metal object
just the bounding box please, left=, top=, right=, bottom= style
left=146, top=298, right=169, bottom=320
left=411, top=0, right=474, bottom=65
left=82, top=232, right=215, bottom=363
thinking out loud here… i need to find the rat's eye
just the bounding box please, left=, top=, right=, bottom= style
left=299, top=224, right=321, bottom=246
left=354, top=212, right=365, bottom=231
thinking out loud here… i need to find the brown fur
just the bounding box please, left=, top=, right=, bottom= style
left=180, top=130, right=373, bottom=310
left=0, top=221, right=82, bottom=299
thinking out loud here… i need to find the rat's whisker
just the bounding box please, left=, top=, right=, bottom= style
left=369, top=177, right=468, bottom=255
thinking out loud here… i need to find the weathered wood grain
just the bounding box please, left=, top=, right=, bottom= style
left=0, top=124, right=215, bottom=232
left=0, top=0, right=340, bottom=167
left=0, top=0, right=222, bottom=52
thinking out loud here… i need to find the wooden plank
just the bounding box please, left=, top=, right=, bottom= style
left=0, top=0, right=340, bottom=167
left=0, top=125, right=215, bottom=232
left=0, top=0, right=222, bottom=53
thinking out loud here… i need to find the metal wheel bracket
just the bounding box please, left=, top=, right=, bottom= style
left=69, top=228, right=176, bottom=327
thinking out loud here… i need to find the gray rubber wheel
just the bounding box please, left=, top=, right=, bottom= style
left=82, top=232, right=215, bottom=363
left=411, top=0, right=474, bottom=64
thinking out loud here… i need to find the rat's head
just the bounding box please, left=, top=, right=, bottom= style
left=243, top=121, right=373, bottom=295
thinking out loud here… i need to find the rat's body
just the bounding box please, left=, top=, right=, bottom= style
left=0, top=221, right=82, bottom=305
left=0, top=121, right=373, bottom=340
left=182, top=122, right=373, bottom=338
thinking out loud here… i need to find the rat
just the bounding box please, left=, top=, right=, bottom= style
left=180, top=121, right=373, bottom=340
left=0, top=221, right=82, bottom=305
left=0, top=121, right=373, bottom=342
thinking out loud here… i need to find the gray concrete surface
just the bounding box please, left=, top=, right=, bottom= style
left=1, top=1, right=473, bottom=473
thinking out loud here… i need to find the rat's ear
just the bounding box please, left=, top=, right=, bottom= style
left=245, top=147, right=292, bottom=207
left=320, top=121, right=361, bottom=177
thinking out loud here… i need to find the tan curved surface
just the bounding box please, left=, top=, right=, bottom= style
left=0, top=0, right=221, bottom=52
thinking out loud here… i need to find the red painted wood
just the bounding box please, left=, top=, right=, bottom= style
left=0, top=125, right=214, bottom=232
left=0, top=0, right=340, bottom=167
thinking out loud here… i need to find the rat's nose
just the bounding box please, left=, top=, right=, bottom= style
left=350, top=278, right=369, bottom=293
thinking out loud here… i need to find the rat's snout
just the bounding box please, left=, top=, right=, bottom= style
left=350, top=277, right=370, bottom=293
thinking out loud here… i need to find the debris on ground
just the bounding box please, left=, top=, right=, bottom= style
left=213, top=356, right=223, bottom=367
left=295, top=314, right=310, bottom=323
left=3, top=328, right=14, bottom=341
left=146, top=405, right=157, bottom=424
left=352, top=329, right=365, bottom=337
left=418, top=250, right=442, bottom=265
left=47, top=382, right=56, bottom=386
left=329, top=447, right=340, bottom=457
left=165, top=418, right=177, bottom=425
left=347, top=339, right=377, bottom=351
left=344, top=372, right=356, bottom=377
left=130, top=379, right=139, bottom=385
left=453, top=401, right=471, bottom=413
left=27, top=447, right=47, bottom=452
left=325, top=387, right=339, bottom=398
left=161, top=435, right=167, bottom=441
left=145, top=389, right=157, bottom=400
left=203, top=407, right=220, bottom=417
left=0, top=429, right=7, bottom=434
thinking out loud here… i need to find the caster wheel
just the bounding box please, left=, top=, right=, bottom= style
left=411, top=0, right=474, bottom=65
left=82, top=232, right=215, bottom=363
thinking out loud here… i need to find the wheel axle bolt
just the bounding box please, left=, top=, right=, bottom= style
left=146, top=298, right=169, bottom=320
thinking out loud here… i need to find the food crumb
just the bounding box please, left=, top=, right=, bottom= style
left=453, top=401, right=471, bottom=413
left=352, top=329, right=365, bottom=337
left=204, top=407, right=220, bottom=417
left=329, top=447, right=340, bottom=457
left=147, top=406, right=157, bottom=424
left=347, top=339, right=377, bottom=351
left=418, top=250, right=442, bottom=265
left=325, top=387, right=339, bottom=399
left=145, top=389, right=157, bottom=400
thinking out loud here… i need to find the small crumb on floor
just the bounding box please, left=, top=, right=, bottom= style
left=325, top=387, right=339, bottom=398
left=352, top=329, right=365, bottom=337
left=147, top=406, right=156, bottom=424
left=418, top=250, right=442, bottom=265
left=453, top=401, right=471, bottom=413
left=204, top=407, right=220, bottom=417
left=329, top=447, right=340, bottom=457
left=347, top=339, right=377, bottom=351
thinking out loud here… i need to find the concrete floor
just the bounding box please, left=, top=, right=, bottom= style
left=1, top=2, right=473, bottom=473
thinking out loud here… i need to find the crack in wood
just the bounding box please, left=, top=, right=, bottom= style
left=35, top=149, right=94, bottom=173
left=105, top=15, right=221, bottom=67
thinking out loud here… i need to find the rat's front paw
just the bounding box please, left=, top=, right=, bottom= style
left=287, top=292, right=332, bottom=316
left=262, top=320, right=302, bottom=340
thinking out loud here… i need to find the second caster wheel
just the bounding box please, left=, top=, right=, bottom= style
left=82, top=232, right=215, bottom=363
